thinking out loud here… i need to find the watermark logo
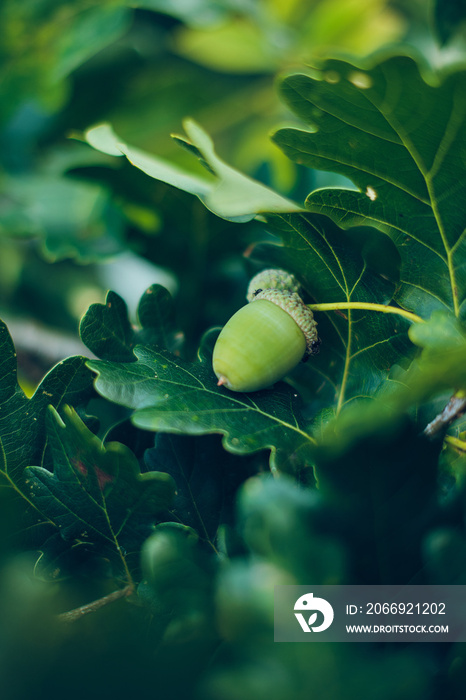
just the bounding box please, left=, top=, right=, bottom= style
left=294, top=592, right=334, bottom=632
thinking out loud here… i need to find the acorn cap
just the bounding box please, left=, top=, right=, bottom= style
left=247, top=269, right=301, bottom=302
left=250, top=289, right=319, bottom=356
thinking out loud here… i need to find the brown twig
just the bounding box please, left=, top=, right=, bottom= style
left=57, top=585, right=133, bottom=624
left=423, top=393, right=466, bottom=439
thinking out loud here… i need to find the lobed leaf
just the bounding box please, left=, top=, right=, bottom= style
left=80, top=284, right=181, bottom=361
left=84, top=120, right=302, bottom=222
left=273, top=55, right=466, bottom=321
left=80, top=290, right=136, bottom=362
left=25, top=406, right=176, bottom=574
left=87, top=339, right=316, bottom=477
left=0, top=320, right=93, bottom=500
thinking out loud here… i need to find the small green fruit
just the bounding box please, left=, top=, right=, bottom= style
left=213, top=289, right=318, bottom=392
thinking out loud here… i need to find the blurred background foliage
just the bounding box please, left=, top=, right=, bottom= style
left=1, top=0, right=461, bottom=383
left=2, top=3, right=466, bottom=699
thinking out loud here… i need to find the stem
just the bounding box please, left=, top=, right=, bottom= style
left=308, top=302, right=424, bottom=325
left=424, top=392, right=466, bottom=440
left=445, top=435, right=466, bottom=452
left=336, top=306, right=352, bottom=415
left=57, top=585, right=133, bottom=624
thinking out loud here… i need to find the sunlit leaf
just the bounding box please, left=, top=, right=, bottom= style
left=84, top=121, right=302, bottom=221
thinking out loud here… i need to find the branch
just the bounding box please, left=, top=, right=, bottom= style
left=423, top=393, right=466, bottom=440
left=57, top=585, right=133, bottom=624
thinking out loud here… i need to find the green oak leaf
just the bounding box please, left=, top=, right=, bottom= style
left=84, top=120, right=302, bottom=222
left=144, top=432, right=257, bottom=546
left=251, top=213, right=412, bottom=411
left=25, top=405, right=176, bottom=574
left=0, top=320, right=94, bottom=524
left=327, top=312, right=466, bottom=430
left=87, top=338, right=316, bottom=477
left=145, top=434, right=228, bottom=545
left=273, top=55, right=466, bottom=321
left=80, top=290, right=135, bottom=362
left=79, top=284, right=181, bottom=361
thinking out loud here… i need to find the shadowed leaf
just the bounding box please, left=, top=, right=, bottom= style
left=145, top=433, right=254, bottom=544
left=25, top=406, right=176, bottom=576
left=80, top=285, right=181, bottom=361
left=0, top=319, right=93, bottom=506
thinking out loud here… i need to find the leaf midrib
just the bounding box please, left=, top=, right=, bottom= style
left=136, top=383, right=317, bottom=446
left=290, top=65, right=465, bottom=316
left=342, top=66, right=461, bottom=316
left=305, top=196, right=447, bottom=263
left=283, top=129, right=430, bottom=205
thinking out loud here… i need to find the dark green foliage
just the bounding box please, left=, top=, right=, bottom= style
left=26, top=406, right=176, bottom=578
left=80, top=284, right=181, bottom=361
left=0, top=320, right=94, bottom=534
left=2, top=6, right=466, bottom=700
left=144, top=433, right=255, bottom=542
left=432, top=0, right=466, bottom=44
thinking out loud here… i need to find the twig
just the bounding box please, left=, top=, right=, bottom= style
left=57, top=585, right=133, bottom=624
left=423, top=393, right=466, bottom=439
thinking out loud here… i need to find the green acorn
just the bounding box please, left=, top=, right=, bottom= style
left=213, top=284, right=319, bottom=393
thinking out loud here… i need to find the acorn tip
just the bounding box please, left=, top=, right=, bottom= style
left=217, top=376, right=227, bottom=387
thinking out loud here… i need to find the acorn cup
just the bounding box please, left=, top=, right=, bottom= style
left=212, top=270, right=320, bottom=393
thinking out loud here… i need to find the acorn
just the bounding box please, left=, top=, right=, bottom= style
left=213, top=279, right=320, bottom=393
